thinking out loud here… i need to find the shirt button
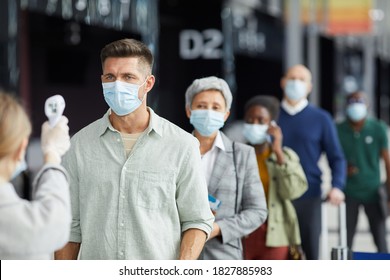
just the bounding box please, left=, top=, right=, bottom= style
left=117, top=138, right=120, bottom=142
left=121, top=194, right=125, bottom=199
left=120, top=251, right=124, bottom=256
left=120, top=223, right=124, bottom=227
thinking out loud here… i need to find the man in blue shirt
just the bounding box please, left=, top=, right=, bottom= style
left=278, top=64, right=346, bottom=260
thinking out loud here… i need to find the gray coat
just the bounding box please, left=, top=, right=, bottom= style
left=200, top=132, right=268, bottom=260
left=0, top=165, right=71, bottom=259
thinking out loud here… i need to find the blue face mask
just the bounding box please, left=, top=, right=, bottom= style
left=10, top=158, right=27, bottom=181
left=243, top=123, right=269, bottom=145
left=285, top=79, right=307, bottom=101
left=102, top=79, right=147, bottom=116
left=346, top=103, right=367, bottom=122
left=190, top=109, right=225, bottom=137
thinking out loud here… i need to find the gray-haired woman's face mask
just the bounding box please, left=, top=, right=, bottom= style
left=190, top=109, right=225, bottom=136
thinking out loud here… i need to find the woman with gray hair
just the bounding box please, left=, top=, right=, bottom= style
left=185, top=76, right=268, bottom=260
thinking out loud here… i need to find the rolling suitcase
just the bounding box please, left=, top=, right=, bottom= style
left=321, top=201, right=352, bottom=260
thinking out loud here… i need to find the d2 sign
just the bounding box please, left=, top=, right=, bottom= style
left=179, top=29, right=223, bottom=60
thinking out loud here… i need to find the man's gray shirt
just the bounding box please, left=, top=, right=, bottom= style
left=63, top=108, right=214, bottom=259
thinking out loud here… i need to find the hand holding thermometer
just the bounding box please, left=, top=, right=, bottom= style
left=44, top=95, right=65, bottom=127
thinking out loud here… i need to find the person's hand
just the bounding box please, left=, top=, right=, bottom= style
left=268, top=121, right=283, bottom=151
left=327, top=187, right=345, bottom=205
left=268, top=121, right=285, bottom=164
left=347, top=164, right=359, bottom=176
left=41, top=116, right=71, bottom=164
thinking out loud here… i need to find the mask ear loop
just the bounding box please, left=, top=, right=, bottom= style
left=139, top=76, right=150, bottom=102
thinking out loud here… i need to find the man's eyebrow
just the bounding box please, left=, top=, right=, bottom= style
left=119, top=72, right=135, bottom=77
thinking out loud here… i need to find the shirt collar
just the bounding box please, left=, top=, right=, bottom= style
left=281, top=98, right=308, bottom=115
left=98, top=107, right=163, bottom=137
left=193, top=130, right=226, bottom=154
left=147, top=107, right=163, bottom=137
left=213, top=131, right=226, bottom=152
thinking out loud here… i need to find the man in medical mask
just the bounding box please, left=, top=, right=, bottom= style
left=336, top=91, right=390, bottom=253
left=278, top=64, right=346, bottom=260
left=55, top=38, right=214, bottom=260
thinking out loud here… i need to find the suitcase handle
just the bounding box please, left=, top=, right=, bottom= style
left=321, top=200, right=350, bottom=259
left=338, top=201, right=347, bottom=248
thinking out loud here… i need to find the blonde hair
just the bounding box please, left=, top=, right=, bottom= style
left=0, top=91, right=32, bottom=159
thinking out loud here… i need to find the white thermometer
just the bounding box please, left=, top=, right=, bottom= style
left=44, top=95, right=66, bottom=127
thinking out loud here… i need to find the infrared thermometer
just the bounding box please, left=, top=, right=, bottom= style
left=44, top=95, right=65, bottom=127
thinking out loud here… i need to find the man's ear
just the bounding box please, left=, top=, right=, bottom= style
left=280, top=77, right=286, bottom=91
left=307, top=82, right=313, bottom=94
left=145, top=75, right=155, bottom=93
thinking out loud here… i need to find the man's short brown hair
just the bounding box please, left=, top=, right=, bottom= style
left=100, top=38, right=154, bottom=74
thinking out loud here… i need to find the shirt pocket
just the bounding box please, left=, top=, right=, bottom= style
left=137, top=170, right=174, bottom=211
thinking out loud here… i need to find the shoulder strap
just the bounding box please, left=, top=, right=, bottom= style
left=232, top=142, right=240, bottom=214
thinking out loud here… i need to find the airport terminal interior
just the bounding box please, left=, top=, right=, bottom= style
left=1, top=0, right=390, bottom=259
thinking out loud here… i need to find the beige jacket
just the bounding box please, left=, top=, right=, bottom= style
left=265, top=147, right=308, bottom=247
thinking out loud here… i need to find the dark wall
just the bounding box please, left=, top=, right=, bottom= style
left=233, top=10, right=284, bottom=120
left=376, top=58, right=390, bottom=123
left=0, top=0, right=19, bottom=93
left=25, top=3, right=285, bottom=136
left=234, top=55, right=283, bottom=120
left=158, top=0, right=284, bottom=130
left=319, top=35, right=335, bottom=115
left=158, top=0, right=223, bottom=132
